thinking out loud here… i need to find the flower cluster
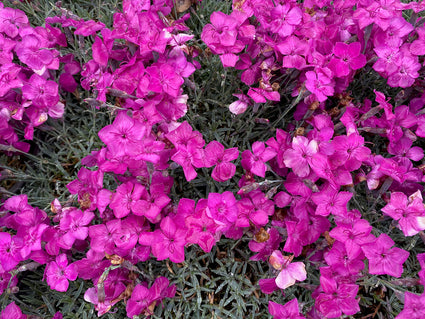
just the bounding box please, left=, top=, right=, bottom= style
left=0, top=4, right=68, bottom=152
left=202, top=0, right=425, bottom=113
left=1, top=0, right=425, bottom=318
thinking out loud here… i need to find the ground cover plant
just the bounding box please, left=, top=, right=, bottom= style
left=1, top=0, right=425, bottom=318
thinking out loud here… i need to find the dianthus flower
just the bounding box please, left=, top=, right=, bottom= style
left=396, top=291, right=425, bottom=319
left=269, top=250, right=307, bottom=290
left=268, top=299, right=305, bottom=319
left=204, top=141, right=239, bottom=182
left=328, top=42, right=367, bottom=77
left=305, top=68, right=334, bottom=102
left=283, top=136, right=318, bottom=178
left=362, top=233, right=409, bottom=277
left=45, top=254, right=78, bottom=292
left=381, top=190, right=425, bottom=236
left=139, top=216, right=187, bottom=263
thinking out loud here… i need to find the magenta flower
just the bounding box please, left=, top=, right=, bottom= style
left=328, top=42, right=367, bottom=77
left=0, top=302, right=26, bottom=319
left=207, top=191, right=238, bottom=232
left=171, top=145, right=205, bottom=181
left=0, top=34, right=15, bottom=64
left=109, top=181, right=146, bottom=219
left=410, top=26, right=425, bottom=56
left=381, top=191, right=425, bottom=236
left=283, top=136, right=318, bottom=178
left=88, top=220, right=119, bottom=254
left=269, top=250, right=307, bottom=289
left=98, top=111, right=147, bottom=157
left=249, top=227, right=281, bottom=261
left=112, top=215, right=144, bottom=255
left=236, top=190, right=274, bottom=227
left=387, top=53, right=421, bottom=88
left=269, top=4, right=303, bottom=38
left=0, top=7, right=28, bottom=38
left=59, top=208, right=94, bottom=249
left=331, top=133, right=371, bottom=170
left=15, top=35, right=58, bottom=72
left=139, top=216, right=187, bottom=263
left=396, top=291, right=425, bottom=319
left=373, top=46, right=402, bottom=76
left=185, top=199, right=219, bottom=253
left=74, top=19, right=105, bottom=36
left=241, top=141, right=277, bottom=178
left=126, top=277, right=175, bottom=318
left=311, top=184, right=353, bottom=217
left=147, top=63, right=184, bottom=98
left=0, top=232, right=23, bottom=271
left=166, top=121, right=204, bottom=148
left=228, top=93, right=250, bottom=115
left=324, top=241, right=365, bottom=276
left=132, top=187, right=171, bottom=223
left=22, top=74, right=60, bottom=108
left=45, top=254, right=78, bottom=292
left=362, top=234, right=409, bottom=277
left=277, top=35, right=309, bottom=69
left=204, top=141, right=239, bottom=182
left=268, top=299, right=305, bottom=319
left=329, top=218, right=375, bottom=257
left=305, top=68, right=334, bottom=102
left=201, top=11, right=244, bottom=55
left=0, top=64, right=23, bottom=98
left=315, top=274, right=360, bottom=318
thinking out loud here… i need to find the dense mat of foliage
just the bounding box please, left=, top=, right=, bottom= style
left=1, top=0, right=425, bottom=318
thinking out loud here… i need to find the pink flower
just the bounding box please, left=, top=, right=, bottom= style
left=241, top=141, right=277, bottom=178
left=185, top=199, right=219, bottom=253
left=126, top=277, right=175, bottom=318
left=387, top=53, right=421, bottom=88
left=311, top=184, right=353, bottom=217
left=283, top=136, right=318, bottom=178
left=109, top=181, right=146, bottom=219
left=269, top=250, right=307, bottom=289
left=45, top=254, right=78, bottom=292
left=204, top=141, right=239, bottom=182
left=277, top=36, right=309, bottom=69
left=249, top=227, right=281, bottom=261
left=147, top=63, right=184, bottom=97
left=328, top=42, right=367, bottom=77
left=15, top=34, right=58, bottom=72
left=305, top=68, right=334, bottom=102
left=171, top=145, right=205, bottom=181
left=268, top=299, right=305, bottom=319
left=331, top=133, right=371, bottom=170
left=228, top=93, right=250, bottom=115
left=329, top=218, right=375, bottom=257
left=0, top=7, right=28, bottom=38
left=315, top=273, right=360, bottom=318
left=207, top=191, right=238, bottom=232
left=132, top=187, right=171, bottom=223
left=396, top=291, right=425, bottom=319
left=98, top=111, right=147, bottom=157
left=139, top=216, right=187, bottom=263
left=269, top=4, right=303, bottom=37
left=362, top=234, right=409, bottom=277
left=0, top=302, right=27, bottom=319
left=381, top=191, right=425, bottom=236
left=59, top=208, right=94, bottom=249
left=22, top=74, right=60, bottom=108
left=0, top=34, right=15, bottom=64
left=166, top=121, right=205, bottom=150
left=0, top=232, right=22, bottom=271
